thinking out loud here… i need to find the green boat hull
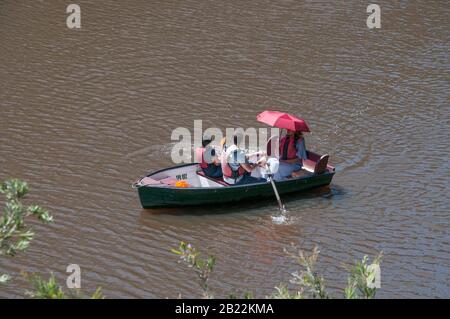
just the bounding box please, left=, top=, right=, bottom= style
left=137, top=170, right=334, bottom=208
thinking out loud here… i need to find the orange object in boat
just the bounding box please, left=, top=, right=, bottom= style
left=175, top=180, right=189, bottom=188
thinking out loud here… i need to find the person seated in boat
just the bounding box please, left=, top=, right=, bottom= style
left=221, top=138, right=262, bottom=185
left=196, top=135, right=222, bottom=178
left=273, top=130, right=308, bottom=180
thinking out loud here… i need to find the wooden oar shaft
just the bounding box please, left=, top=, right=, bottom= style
left=268, top=175, right=284, bottom=211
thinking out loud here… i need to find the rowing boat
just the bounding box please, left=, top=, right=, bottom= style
left=133, top=151, right=335, bottom=208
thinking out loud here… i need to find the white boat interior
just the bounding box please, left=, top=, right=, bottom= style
left=138, top=164, right=225, bottom=188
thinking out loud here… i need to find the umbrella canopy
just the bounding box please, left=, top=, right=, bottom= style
left=256, top=110, right=310, bottom=132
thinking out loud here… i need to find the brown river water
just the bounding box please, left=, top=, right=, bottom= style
left=0, top=1, right=449, bottom=298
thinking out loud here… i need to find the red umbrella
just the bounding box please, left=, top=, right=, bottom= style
left=256, top=110, right=310, bottom=132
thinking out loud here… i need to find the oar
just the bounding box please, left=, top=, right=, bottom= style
left=268, top=175, right=285, bottom=212
left=265, top=160, right=286, bottom=213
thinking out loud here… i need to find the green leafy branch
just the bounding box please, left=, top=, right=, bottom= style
left=171, top=241, right=216, bottom=298
left=275, top=245, right=328, bottom=299
left=0, top=178, right=103, bottom=298
left=25, top=273, right=104, bottom=299
left=0, top=179, right=53, bottom=283
left=344, top=253, right=383, bottom=299
left=173, top=241, right=382, bottom=299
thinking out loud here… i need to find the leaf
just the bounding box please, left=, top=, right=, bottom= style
left=0, top=179, right=53, bottom=258
left=207, top=256, right=216, bottom=271
left=15, top=239, right=31, bottom=251
left=27, top=205, right=53, bottom=223
left=1, top=179, right=28, bottom=200
left=196, top=259, right=205, bottom=269
left=91, top=287, right=105, bottom=299
left=26, top=274, right=67, bottom=299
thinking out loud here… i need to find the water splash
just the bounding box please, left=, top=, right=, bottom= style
left=271, top=205, right=290, bottom=224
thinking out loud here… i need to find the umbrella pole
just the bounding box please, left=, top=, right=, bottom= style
left=268, top=175, right=285, bottom=212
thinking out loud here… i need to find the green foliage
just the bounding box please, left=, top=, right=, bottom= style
left=173, top=241, right=382, bottom=299
left=0, top=179, right=53, bottom=257
left=271, top=284, right=302, bottom=299
left=275, top=245, right=382, bottom=299
left=25, top=274, right=105, bottom=299
left=1, top=179, right=104, bottom=298
left=344, top=253, right=383, bottom=299
left=284, top=245, right=328, bottom=299
left=91, top=287, right=105, bottom=299
left=171, top=241, right=216, bottom=298
left=0, top=179, right=53, bottom=283
left=26, top=274, right=66, bottom=299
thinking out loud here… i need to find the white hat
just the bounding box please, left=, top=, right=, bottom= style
left=225, top=145, right=246, bottom=164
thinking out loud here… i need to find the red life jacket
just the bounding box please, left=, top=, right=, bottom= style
left=221, top=148, right=246, bottom=179
left=195, top=147, right=208, bottom=169
left=279, top=136, right=298, bottom=160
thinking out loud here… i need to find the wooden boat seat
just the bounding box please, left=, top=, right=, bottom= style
left=197, top=171, right=230, bottom=187
left=315, top=155, right=329, bottom=174
left=304, top=151, right=329, bottom=174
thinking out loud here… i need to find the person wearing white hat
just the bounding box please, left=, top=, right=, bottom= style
left=220, top=137, right=262, bottom=185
